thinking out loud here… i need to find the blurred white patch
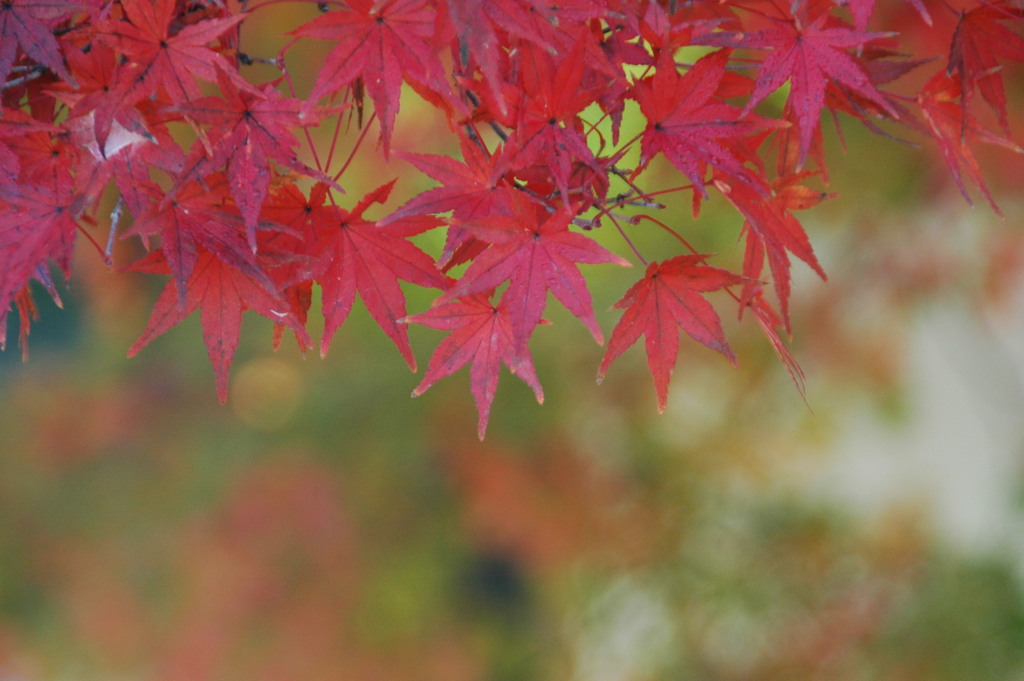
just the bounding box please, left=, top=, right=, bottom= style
left=571, top=577, right=676, bottom=681
left=817, top=302, right=1024, bottom=555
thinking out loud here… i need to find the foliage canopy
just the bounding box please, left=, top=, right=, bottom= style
left=1, top=0, right=1021, bottom=436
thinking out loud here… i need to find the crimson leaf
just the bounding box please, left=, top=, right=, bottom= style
left=404, top=292, right=544, bottom=440
left=598, top=255, right=745, bottom=412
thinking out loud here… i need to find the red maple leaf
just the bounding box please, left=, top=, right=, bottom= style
left=634, top=49, right=779, bottom=197
left=702, top=11, right=900, bottom=165
left=97, top=0, right=245, bottom=106
left=293, top=0, right=452, bottom=155
left=917, top=70, right=1023, bottom=217
left=506, top=40, right=606, bottom=204
left=948, top=1, right=1024, bottom=135
left=403, top=292, right=544, bottom=439
left=2, top=120, right=78, bottom=186
left=443, top=0, right=504, bottom=107
left=386, top=133, right=514, bottom=268
left=443, top=193, right=630, bottom=349
left=0, top=180, right=77, bottom=318
left=172, top=68, right=324, bottom=249
left=0, top=106, right=58, bottom=186
left=312, top=181, right=448, bottom=367
left=54, top=41, right=145, bottom=155
left=128, top=249, right=310, bottom=403
left=744, top=287, right=805, bottom=397
left=387, top=137, right=512, bottom=218
left=0, top=0, right=79, bottom=86
left=597, top=255, right=745, bottom=412
left=839, top=0, right=932, bottom=31
left=254, top=182, right=341, bottom=352
left=0, top=284, right=46, bottom=359
left=466, top=0, right=588, bottom=63
left=718, top=171, right=829, bottom=329
left=127, top=174, right=277, bottom=304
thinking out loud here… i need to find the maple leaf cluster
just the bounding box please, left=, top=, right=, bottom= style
left=0, top=0, right=1021, bottom=437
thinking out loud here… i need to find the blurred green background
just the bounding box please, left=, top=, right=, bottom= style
left=3, top=4, right=1024, bottom=679
left=4, top=161, right=1024, bottom=681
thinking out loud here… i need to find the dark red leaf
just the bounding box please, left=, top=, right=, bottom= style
left=0, top=181, right=77, bottom=318
left=702, top=12, right=900, bottom=166
left=917, top=71, right=1023, bottom=217
left=403, top=292, right=544, bottom=439
left=634, top=49, right=779, bottom=196
left=948, top=2, right=1024, bottom=134
left=0, top=0, right=79, bottom=86
left=293, top=0, right=453, bottom=155
left=507, top=40, right=606, bottom=203
left=444, top=193, right=630, bottom=348
left=312, top=181, right=448, bottom=367
left=128, top=249, right=310, bottom=402
left=715, top=172, right=827, bottom=328
left=598, top=255, right=745, bottom=412
left=98, top=0, right=245, bottom=105
left=172, top=68, right=326, bottom=249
